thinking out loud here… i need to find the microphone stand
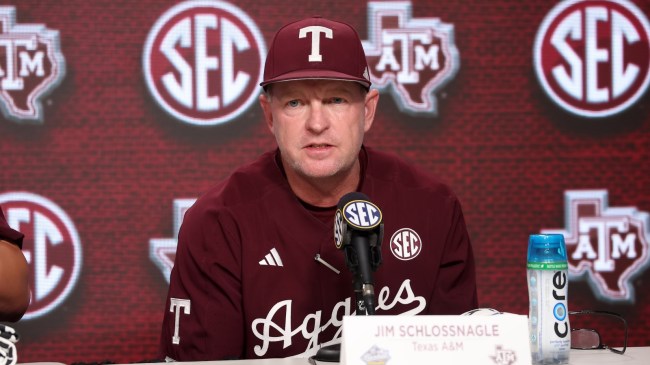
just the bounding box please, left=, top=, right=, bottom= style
left=354, top=278, right=366, bottom=315
left=352, top=231, right=378, bottom=316
left=312, top=230, right=382, bottom=362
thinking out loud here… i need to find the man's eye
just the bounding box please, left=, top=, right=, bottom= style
left=287, top=100, right=300, bottom=107
left=330, top=97, right=345, bottom=104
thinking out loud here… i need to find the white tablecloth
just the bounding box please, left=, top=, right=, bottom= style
left=20, top=347, right=649, bottom=365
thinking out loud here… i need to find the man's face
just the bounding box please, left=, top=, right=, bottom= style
left=259, top=79, right=378, bottom=182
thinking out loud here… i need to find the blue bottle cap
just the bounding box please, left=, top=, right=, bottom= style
left=527, top=234, right=568, bottom=263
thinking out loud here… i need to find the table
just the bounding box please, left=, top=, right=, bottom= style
left=568, top=346, right=647, bottom=364
left=21, top=347, right=649, bottom=365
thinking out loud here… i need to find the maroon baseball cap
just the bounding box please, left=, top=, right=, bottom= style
left=260, top=16, right=371, bottom=89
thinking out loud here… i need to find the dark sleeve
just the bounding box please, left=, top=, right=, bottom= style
left=428, top=196, right=478, bottom=314
left=0, top=208, right=24, bottom=249
left=158, top=203, right=244, bottom=361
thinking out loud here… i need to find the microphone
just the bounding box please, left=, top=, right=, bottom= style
left=334, top=192, right=383, bottom=315
left=311, top=193, right=383, bottom=363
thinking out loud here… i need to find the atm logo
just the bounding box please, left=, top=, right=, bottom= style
left=490, top=345, right=517, bottom=365
left=362, top=1, right=459, bottom=116
left=143, top=0, right=265, bottom=126
left=0, top=192, right=82, bottom=319
left=0, top=7, right=65, bottom=123
left=534, top=0, right=650, bottom=118
left=541, top=190, right=650, bottom=302
left=150, top=198, right=195, bottom=283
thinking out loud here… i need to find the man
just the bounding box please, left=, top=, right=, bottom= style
left=0, top=208, right=29, bottom=322
left=159, top=16, right=477, bottom=360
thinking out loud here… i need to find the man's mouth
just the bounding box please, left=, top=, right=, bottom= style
left=305, top=143, right=331, bottom=149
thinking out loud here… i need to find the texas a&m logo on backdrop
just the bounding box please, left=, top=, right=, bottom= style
left=542, top=190, right=650, bottom=302
left=143, top=0, right=265, bottom=126
left=362, top=1, right=459, bottom=116
left=0, top=192, right=82, bottom=319
left=0, top=6, right=65, bottom=123
left=534, top=0, right=650, bottom=118
left=150, top=198, right=195, bottom=282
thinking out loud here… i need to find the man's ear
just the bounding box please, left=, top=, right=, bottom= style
left=363, top=89, right=379, bottom=132
left=259, top=92, right=274, bottom=132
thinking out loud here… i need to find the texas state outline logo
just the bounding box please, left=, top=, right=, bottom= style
left=150, top=198, right=196, bottom=283
left=0, top=6, right=66, bottom=123
left=541, top=190, right=650, bottom=302
left=361, top=1, right=459, bottom=116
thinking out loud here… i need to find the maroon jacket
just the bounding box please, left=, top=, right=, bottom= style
left=159, top=146, right=478, bottom=360
left=0, top=208, right=23, bottom=249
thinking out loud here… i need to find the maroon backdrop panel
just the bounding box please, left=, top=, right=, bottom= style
left=0, top=0, right=649, bottom=363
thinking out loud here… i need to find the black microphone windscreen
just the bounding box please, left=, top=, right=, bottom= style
left=336, top=192, right=382, bottom=232
left=337, top=191, right=371, bottom=210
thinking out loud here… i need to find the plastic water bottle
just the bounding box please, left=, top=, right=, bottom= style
left=527, top=234, right=570, bottom=364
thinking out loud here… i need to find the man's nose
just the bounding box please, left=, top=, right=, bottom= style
left=305, top=102, right=329, bottom=133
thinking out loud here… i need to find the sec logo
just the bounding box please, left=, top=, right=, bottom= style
left=342, top=200, right=382, bottom=230
left=534, top=0, right=650, bottom=118
left=0, top=192, right=82, bottom=320
left=334, top=210, right=346, bottom=249
left=143, top=0, right=266, bottom=126
left=390, top=228, right=422, bottom=261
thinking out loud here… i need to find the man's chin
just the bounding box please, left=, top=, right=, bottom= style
left=287, top=157, right=355, bottom=181
left=295, top=164, right=345, bottom=180
left=299, top=169, right=339, bottom=180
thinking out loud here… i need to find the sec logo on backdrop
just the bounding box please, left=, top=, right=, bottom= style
left=143, top=0, right=265, bottom=126
left=0, top=192, right=82, bottom=320
left=534, top=0, right=650, bottom=118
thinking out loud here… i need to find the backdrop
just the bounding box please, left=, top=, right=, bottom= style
left=0, top=0, right=649, bottom=363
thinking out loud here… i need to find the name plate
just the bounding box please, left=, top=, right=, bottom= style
left=341, top=314, right=532, bottom=365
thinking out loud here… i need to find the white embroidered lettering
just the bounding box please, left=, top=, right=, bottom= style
left=251, top=279, right=425, bottom=357
left=298, top=26, right=333, bottom=62
left=170, top=298, right=191, bottom=345
left=376, top=279, right=427, bottom=314
left=252, top=300, right=299, bottom=356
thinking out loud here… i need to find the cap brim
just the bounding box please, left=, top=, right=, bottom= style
left=260, top=69, right=370, bottom=89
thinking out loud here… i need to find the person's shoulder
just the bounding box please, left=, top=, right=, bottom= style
left=365, top=146, right=457, bottom=199
left=186, top=150, right=283, bottom=217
